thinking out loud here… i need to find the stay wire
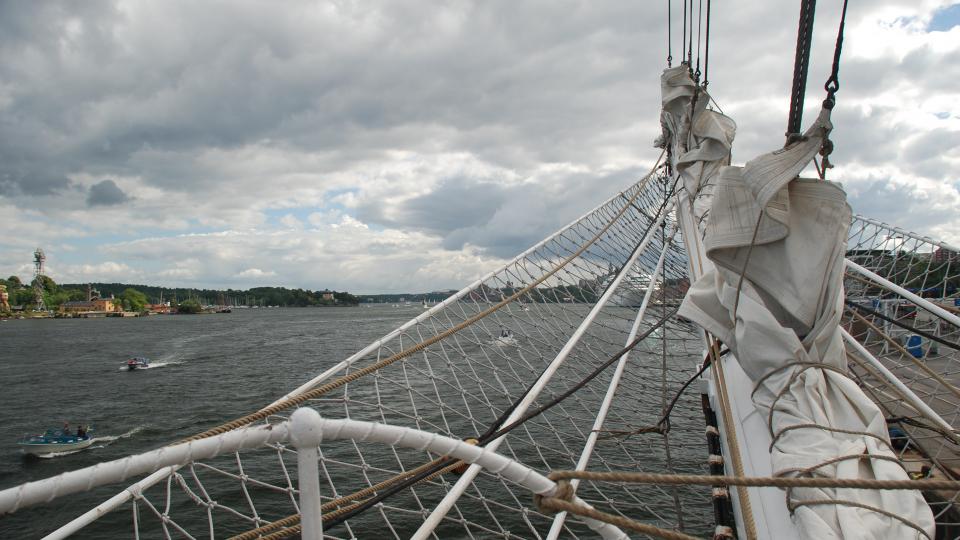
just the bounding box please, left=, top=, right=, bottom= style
left=704, top=0, right=711, bottom=86
left=323, top=306, right=682, bottom=532
left=823, top=0, right=849, bottom=109
left=786, top=0, right=817, bottom=140
left=668, top=0, right=673, bottom=66
left=695, top=0, right=703, bottom=80
left=687, top=0, right=694, bottom=68
left=682, top=0, right=687, bottom=65
left=322, top=185, right=680, bottom=532
left=844, top=299, right=960, bottom=351
left=598, top=348, right=729, bottom=440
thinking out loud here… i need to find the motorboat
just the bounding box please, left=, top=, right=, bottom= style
left=494, top=327, right=518, bottom=346
left=18, top=426, right=94, bottom=457
left=126, top=357, right=150, bottom=370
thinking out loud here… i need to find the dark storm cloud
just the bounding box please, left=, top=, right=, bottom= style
left=0, top=0, right=956, bottom=281
left=366, top=179, right=508, bottom=236
left=86, top=179, right=130, bottom=206
left=356, top=167, right=643, bottom=257
left=0, top=1, right=664, bottom=196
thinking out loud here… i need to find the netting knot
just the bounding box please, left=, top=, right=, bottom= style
left=533, top=480, right=575, bottom=515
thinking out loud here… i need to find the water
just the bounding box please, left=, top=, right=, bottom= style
left=0, top=306, right=420, bottom=538
left=0, top=305, right=711, bottom=538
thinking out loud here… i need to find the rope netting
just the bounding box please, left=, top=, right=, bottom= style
left=843, top=215, right=960, bottom=537
left=21, top=177, right=960, bottom=539
left=44, top=166, right=715, bottom=539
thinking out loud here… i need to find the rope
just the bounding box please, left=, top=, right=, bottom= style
left=597, top=349, right=726, bottom=439
left=845, top=351, right=960, bottom=447
left=265, top=295, right=683, bottom=536
left=181, top=151, right=666, bottom=443
left=823, top=0, right=849, bottom=108
left=786, top=0, right=817, bottom=139
left=845, top=299, right=960, bottom=352
left=703, top=0, right=711, bottom=86
left=687, top=0, right=694, bottom=68
left=546, top=470, right=960, bottom=491
left=535, top=465, right=958, bottom=540
left=694, top=0, right=702, bottom=80
left=791, top=499, right=930, bottom=539
left=708, top=340, right=759, bottom=540
left=845, top=305, right=960, bottom=402
left=667, top=0, right=672, bottom=66
left=227, top=458, right=450, bottom=540
left=534, top=482, right=698, bottom=540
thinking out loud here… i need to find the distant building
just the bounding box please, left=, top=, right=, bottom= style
left=934, top=248, right=959, bottom=263
left=146, top=302, right=173, bottom=314
left=59, top=298, right=121, bottom=314
left=321, top=291, right=335, bottom=301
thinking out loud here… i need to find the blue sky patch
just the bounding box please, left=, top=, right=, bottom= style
left=929, top=3, right=960, bottom=32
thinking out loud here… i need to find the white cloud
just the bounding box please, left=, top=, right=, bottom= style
left=0, top=1, right=957, bottom=291
left=234, top=268, right=277, bottom=278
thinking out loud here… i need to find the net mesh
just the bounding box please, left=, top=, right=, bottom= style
left=844, top=215, right=960, bottom=537
left=32, top=192, right=960, bottom=539
left=85, top=167, right=716, bottom=539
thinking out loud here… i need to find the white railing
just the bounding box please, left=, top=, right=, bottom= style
left=2, top=410, right=628, bottom=540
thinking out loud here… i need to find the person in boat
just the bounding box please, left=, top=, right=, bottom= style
left=76, top=425, right=85, bottom=438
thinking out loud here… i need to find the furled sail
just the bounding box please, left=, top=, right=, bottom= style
left=674, top=82, right=936, bottom=537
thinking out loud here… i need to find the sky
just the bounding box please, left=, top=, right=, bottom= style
left=0, top=1, right=958, bottom=293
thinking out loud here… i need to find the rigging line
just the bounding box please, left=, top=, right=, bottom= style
left=667, top=0, right=672, bottom=66
left=682, top=0, right=687, bottom=65
left=180, top=151, right=666, bottom=444
left=844, top=306, right=960, bottom=404
left=823, top=0, right=849, bottom=107
left=322, top=306, right=682, bottom=533
left=886, top=416, right=960, bottom=445
left=694, top=0, right=702, bottom=79
left=597, top=349, right=730, bottom=440
left=786, top=0, right=818, bottom=140
left=687, top=0, right=694, bottom=68
left=704, top=0, right=711, bottom=87
left=845, top=299, right=960, bottom=352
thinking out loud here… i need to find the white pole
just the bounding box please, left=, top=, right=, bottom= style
left=845, top=259, right=960, bottom=329
left=841, top=329, right=954, bottom=433
left=546, top=235, right=671, bottom=539
left=42, top=467, right=176, bottom=540
left=290, top=408, right=325, bottom=540
left=411, top=199, right=675, bottom=540
left=271, top=174, right=660, bottom=407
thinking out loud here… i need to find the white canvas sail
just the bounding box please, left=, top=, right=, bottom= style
left=677, top=99, right=936, bottom=538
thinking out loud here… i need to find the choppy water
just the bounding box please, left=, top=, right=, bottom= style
left=0, top=305, right=711, bottom=539
left=0, top=306, right=421, bottom=538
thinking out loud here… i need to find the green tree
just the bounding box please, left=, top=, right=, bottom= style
left=6, top=276, right=21, bottom=288
left=177, top=299, right=202, bottom=314
left=13, top=288, right=34, bottom=307
left=121, top=288, right=148, bottom=312
left=35, top=275, right=57, bottom=294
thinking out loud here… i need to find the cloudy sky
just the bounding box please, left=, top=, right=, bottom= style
left=0, top=1, right=958, bottom=293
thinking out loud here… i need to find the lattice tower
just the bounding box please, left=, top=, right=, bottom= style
left=32, top=248, right=46, bottom=312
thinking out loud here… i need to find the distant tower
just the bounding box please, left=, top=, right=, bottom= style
left=33, top=248, right=46, bottom=311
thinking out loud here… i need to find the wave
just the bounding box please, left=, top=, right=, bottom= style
left=89, top=426, right=144, bottom=448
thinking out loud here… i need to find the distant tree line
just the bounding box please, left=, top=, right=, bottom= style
left=0, top=277, right=360, bottom=311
